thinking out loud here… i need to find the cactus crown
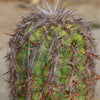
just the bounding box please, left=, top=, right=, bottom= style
left=6, top=0, right=100, bottom=100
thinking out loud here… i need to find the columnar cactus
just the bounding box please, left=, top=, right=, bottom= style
left=6, top=1, right=99, bottom=100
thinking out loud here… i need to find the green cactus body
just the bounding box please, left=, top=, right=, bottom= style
left=7, top=2, right=99, bottom=100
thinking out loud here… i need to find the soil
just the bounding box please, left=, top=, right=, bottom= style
left=0, top=1, right=100, bottom=100
left=0, top=1, right=27, bottom=99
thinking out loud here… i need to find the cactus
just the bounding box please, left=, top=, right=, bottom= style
left=6, top=1, right=99, bottom=100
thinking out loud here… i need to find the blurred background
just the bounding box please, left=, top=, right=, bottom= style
left=0, top=0, right=100, bottom=100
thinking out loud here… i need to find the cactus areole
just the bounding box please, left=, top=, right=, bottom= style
left=7, top=1, right=99, bottom=100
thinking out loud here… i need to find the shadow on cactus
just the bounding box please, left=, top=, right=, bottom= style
left=6, top=0, right=100, bottom=100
